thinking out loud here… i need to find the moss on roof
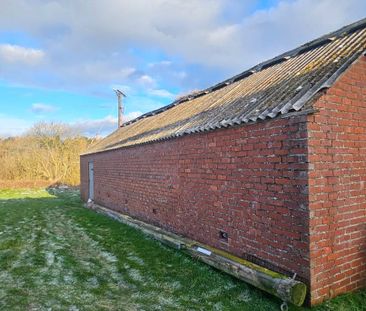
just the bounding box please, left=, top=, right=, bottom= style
left=85, top=18, right=366, bottom=155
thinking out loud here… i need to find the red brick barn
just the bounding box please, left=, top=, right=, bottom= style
left=81, top=19, right=366, bottom=305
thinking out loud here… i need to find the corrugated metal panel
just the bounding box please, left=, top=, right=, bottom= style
left=85, top=18, right=366, bottom=154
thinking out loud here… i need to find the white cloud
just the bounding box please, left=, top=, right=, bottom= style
left=0, top=111, right=143, bottom=138
left=0, top=44, right=44, bottom=65
left=148, top=60, right=172, bottom=68
left=58, top=62, right=136, bottom=88
left=137, top=75, right=156, bottom=87
left=0, top=114, right=32, bottom=137
left=31, top=103, right=58, bottom=114
left=124, top=111, right=143, bottom=122
left=72, top=111, right=142, bottom=136
left=148, top=88, right=176, bottom=99
left=0, top=0, right=365, bottom=93
left=72, top=115, right=117, bottom=136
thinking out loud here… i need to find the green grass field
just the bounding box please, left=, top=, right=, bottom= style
left=0, top=188, right=364, bottom=311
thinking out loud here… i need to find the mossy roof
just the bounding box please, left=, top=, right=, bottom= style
left=84, top=18, right=366, bottom=155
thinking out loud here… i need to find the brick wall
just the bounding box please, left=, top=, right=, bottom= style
left=80, top=55, right=366, bottom=305
left=308, top=55, right=366, bottom=304
left=81, top=115, right=310, bottom=283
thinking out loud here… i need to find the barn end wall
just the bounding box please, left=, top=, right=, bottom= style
left=308, top=55, right=366, bottom=304
left=81, top=115, right=310, bottom=283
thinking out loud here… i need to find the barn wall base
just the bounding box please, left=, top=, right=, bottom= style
left=88, top=201, right=307, bottom=306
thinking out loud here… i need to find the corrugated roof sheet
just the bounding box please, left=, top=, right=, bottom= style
left=85, top=18, right=366, bottom=155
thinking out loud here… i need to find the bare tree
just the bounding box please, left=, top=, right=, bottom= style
left=0, top=121, right=95, bottom=186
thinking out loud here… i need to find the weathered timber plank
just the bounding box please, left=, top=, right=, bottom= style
left=88, top=202, right=307, bottom=306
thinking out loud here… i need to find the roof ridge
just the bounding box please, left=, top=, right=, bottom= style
left=119, top=17, right=366, bottom=128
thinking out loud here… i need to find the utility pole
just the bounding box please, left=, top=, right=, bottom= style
left=113, top=89, right=126, bottom=127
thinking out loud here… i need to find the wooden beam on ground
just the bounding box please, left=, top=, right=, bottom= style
left=87, top=202, right=307, bottom=306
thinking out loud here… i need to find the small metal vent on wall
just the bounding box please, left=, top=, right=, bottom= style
left=219, top=230, right=228, bottom=242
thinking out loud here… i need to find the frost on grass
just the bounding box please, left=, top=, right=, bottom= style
left=238, top=290, right=253, bottom=302
left=128, top=268, right=145, bottom=282
left=0, top=205, right=139, bottom=311
left=0, top=189, right=259, bottom=311
left=127, top=254, right=145, bottom=266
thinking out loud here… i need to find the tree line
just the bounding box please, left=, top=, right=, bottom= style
left=0, top=122, right=97, bottom=186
